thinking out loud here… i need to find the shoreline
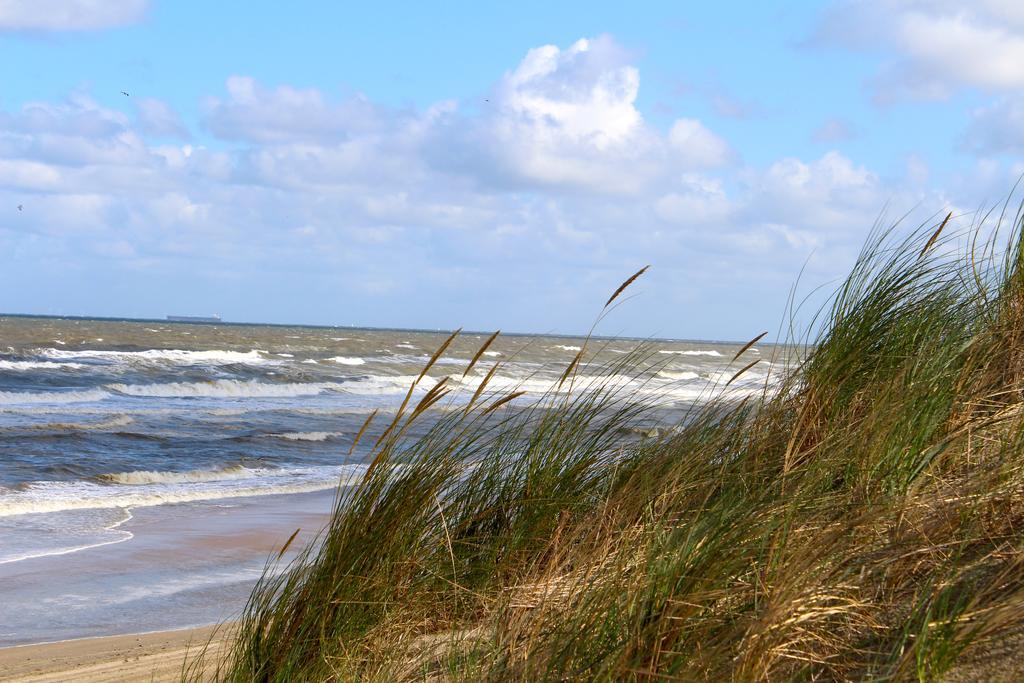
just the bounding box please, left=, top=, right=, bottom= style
left=0, top=625, right=225, bottom=681
left=0, top=489, right=336, bottom=649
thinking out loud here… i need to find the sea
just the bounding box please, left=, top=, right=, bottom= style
left=0, top=316, right=775, bottom=645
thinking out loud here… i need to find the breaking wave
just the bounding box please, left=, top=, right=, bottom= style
left=0, top=388, right=110, bottom=405
left=0, top=360, right=88, bottom=371
left=97, top=464, right=260, bottom=485
left=327, top=356, right=365, bottom=365
left=0, top=464, right=366, bottom=517
left=656, top=370, right=700, bottom=381
left=106, top=379, right=345, bottom=399
left=264, top=431, right=345, bottom=442
left=37, top=348, right=269, bottom=365
left=658, top=350, right=723, bottom=357
left=27, top=415, right=135, bottom=432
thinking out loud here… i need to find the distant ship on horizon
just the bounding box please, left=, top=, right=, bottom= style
left=166, top=314, right=222, bottom=323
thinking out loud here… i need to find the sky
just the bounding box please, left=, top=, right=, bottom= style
left=1, top=1, right=1023, bottom=340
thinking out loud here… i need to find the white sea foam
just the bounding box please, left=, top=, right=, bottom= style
left=348, top=368, right=768, bottom=404
left=0, top=360, right=88, bottom=371
left=656, top=370, right=700, bottom=381
left=0, top=388, right=110, bottom=405
left=483, top=351, right=501, bottom=357
left=37, top=348, right=269, bottom=365
left=553, top=345, right=582, bottom=352
left=706, top=370, right=771, bottom=386
left=337, top=371, right=653, bottom=401
left=0, top=508, right=134, bottom=565
left=395, top=343, right=417, bottom=350
left=264, top=431, right=345, bottom=442
left=27, top=415, right=134, bottom=432
left=0, top=464, right=364, bottom=517
left=327, top=356, right=365, bottom=365
left=334, top=373, right=543, bottom=398
left=454, top=372, right=639, bottom=397
left=336, top=375, right=427, bottom=396
left=98, top=465, right=260, bottom=485
left=0, top=406, right=178, bottom=417
left=106, top=379, right=345, bottom=399
left=658, top=350, right=723, bottom=357
left=455, top=369, right=773, bottom=405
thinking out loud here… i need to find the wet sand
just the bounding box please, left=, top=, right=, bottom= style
left=0, top=489, right=337, bottom=649
left=0, top=625, right=224, bottom=682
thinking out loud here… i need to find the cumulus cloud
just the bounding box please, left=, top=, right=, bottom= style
left=0, top=0, right=147, bottom=32
left=455, top=36, right=734, bottom=192
left=135, top=99, right=189, bottom=139
left=202, top=77, right=407, bottom=144
left=753, top=152, right=882, bottom=230
left=668, top=119, right=734, bottom=168
left=0, top=93, right=148, bottom=168
left=654, top=175, right=733, bottom=226
left=499, top=37, right=642, bottom=150
left=818, top=1, right=1024, bottom=101
left=0, top=35, right=967, bottom=336
left=466, top=35, right=662, bottom=192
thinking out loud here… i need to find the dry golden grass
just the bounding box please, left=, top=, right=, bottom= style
left=189, top=206, right=1024, bottom=681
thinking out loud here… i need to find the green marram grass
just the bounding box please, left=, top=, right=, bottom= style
left=188, top=200, right=1024, bottom=681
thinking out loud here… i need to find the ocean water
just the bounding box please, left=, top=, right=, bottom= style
left=0, top=316, right=775, bottom=643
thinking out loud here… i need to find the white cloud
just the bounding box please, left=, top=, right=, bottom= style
left=135, top=99, right=189, bottom=139
left=655, top=174, right=732, bottom=225
left=754, top=152, right=882, bottom=230
left=819, top=3, right=1024, bottom=157
left=668, top=119, right=734, bottom=168
left=0, top=0, right=147, bottom=31
left=0, top=35, right=979, bottom=336
left=200, top=36, right=734, bottom=197
left=428, top=35, right=734, bottom=193
left=473, top=35, right=661, bottom=192
left=499, top=37, right=642, bottom=149
left=819, top=1, right=1024, bottom=101
left=202, top=77, right=405, bottom=144
left=962, top=97, right=1024, bottom=155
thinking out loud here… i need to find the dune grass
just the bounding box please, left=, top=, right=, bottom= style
left=191, top=202, right=1024, bottom=681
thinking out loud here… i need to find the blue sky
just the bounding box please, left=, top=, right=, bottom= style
left=1, top=1, right=1023, bottom=339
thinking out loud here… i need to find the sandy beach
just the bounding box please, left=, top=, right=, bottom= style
left=0, top=625, right=223, bottom=682
left=0, top=488, right=335, bottom=650
left=0, top=489, right=338, bottom=680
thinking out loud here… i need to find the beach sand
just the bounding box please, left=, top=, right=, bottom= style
left=0, top=488, right=336, bottom=682
left=0, top=625, right=223, bottom=682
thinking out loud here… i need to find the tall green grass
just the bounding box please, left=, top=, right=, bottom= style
left=191, top=202, right=1024, bottom=681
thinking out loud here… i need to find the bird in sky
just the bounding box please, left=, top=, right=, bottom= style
left=17, top=204, right=23, bottom=211
left=121, top=91, right=130, bottom=97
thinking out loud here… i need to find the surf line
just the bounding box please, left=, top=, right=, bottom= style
left=0, top=507, right=135, bottom=566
